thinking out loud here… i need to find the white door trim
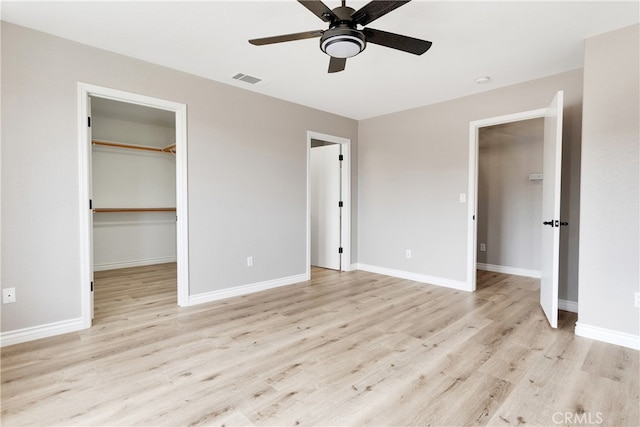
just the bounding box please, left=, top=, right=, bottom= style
left=306, top=131, right=351, bottom=279
left=78, top=83, right=189, bottom=329
left=467, top=108, right=547, bottom=291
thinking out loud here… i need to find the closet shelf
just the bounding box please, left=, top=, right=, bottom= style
left=92, top=140, right=176, bottom=154
left=94, top=208, right=176, bottom=213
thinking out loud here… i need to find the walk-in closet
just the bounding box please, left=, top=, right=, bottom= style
left=91, top=97, right=177, bottom=311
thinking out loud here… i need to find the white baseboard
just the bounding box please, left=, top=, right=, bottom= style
left=188, top=273, right=309, bottom=306
left=559, top=299, right=578, bottom=313
left=575, top=322, right=640, bottom=350
left=94, top=256, right=177, bottom=271
left=477, top=263, right=541, bottom=278
left=354, top=263, right=470, bottom=291
left=0, top=317, right=85, bottom=347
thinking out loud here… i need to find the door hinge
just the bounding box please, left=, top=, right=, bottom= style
left=90, top=281, right=94, bottom=292
left=338, top=154, right=344, bottom=161
left=89, top=199, right=92, bottom=210
left=338, top=201, right=343, bottom=208
left=88, top=117, right=91, bottom=127
left=338, top=247, right=343, bottom=254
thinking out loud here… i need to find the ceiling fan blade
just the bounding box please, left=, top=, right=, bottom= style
left=298, top=0, right=338, bottom=22
left=328, top=56, right=346, bottom=73
left=351, top=1, right=411, bottom=26
left=362, top=27, right=432, bottom=55
left=249, top=30, right=324, bottom=46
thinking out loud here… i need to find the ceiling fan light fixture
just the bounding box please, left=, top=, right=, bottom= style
left=320, top=29, right=366, bottom=58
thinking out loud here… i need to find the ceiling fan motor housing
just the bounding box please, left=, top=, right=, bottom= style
left=320, top=5, right=366, bottom=59
left=320, top=27, right=366, bottom=58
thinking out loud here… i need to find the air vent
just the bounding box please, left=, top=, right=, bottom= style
left=232, top=73, right=262, bottom=85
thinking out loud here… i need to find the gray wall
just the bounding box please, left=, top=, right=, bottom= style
left=358, top=69, right=583, bottom=302
left=477, top=119, right=544, bottom=272
left=579, top=24, right=639, bottom=336
left=1, top=22, right=358, bottom=332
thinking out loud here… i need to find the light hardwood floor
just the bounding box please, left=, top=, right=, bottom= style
left=2, top=264, right=638, bottom=426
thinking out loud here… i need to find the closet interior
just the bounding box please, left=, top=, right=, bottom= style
left=91, top=97, right=177, bottom=274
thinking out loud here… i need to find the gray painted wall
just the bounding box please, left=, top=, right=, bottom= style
left=358, top=69, right=583, bottom=302
left=1, top=22, right=358, bottom=332
left=477, top=119, right=544, bottom=272
left=579, top=24, right=639, bottom=336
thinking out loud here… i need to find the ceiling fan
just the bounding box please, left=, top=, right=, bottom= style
left=249, top=0, right=432, bottom=73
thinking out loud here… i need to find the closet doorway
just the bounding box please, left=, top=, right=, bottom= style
left=91, top=98, right=177, bottom=316
left=78, top=83, right=189, bottom=328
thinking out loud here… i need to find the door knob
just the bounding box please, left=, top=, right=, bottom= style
left=543, top=220, right=568, bottom=227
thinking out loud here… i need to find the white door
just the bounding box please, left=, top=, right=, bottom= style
left=540, top=91, right=564, bottom=328
left=87, top=97, right=95, bottom=319
left=310, top=143, right=341, bottom=270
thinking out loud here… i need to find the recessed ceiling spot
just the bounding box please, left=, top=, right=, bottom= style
left=232, top=73, right=262, bottom=85
left=475, top=76, right=491, bottom=84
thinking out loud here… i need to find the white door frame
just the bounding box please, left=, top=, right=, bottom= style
left=467, top=108, right=547, bottom=291
left=306, top=131, right=351, bottom=278
left=78, top=83, right=189, bottom=328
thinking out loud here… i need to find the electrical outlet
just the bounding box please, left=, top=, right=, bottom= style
left=480, top=243, right=486, bottom=252
left=635, top=292, right=640, bottom=308
left=3, top=288, right=16, bottom=304
left=247, top=256, right=253, bottom=267
left=405, top=249, right=412, bottom=259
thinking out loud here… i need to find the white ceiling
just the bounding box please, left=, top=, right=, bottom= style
left=2, top=1, right=638, bottom=120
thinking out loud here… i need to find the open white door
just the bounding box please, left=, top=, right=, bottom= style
left=310, top=143, right=341, bottom=270
left=87, top=96, right=95, bottom=319
left=540, top=91, right=564, bottom=328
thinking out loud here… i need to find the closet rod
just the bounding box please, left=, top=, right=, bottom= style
left=94, top=207, right=176, bottom=213
left=92, top=140, right=176, bottom=153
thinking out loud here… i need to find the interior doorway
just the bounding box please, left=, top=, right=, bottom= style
left=78, top=83, right=189, bottom=329
left=306, top=131, right=351, bottom=278
left=310, top=140, right=342, bottom=270
left=90, top=97, right=178, bottom=317
left=467, top=92, right=565, bottom=328
left=476, top=118, right=544, bottom=278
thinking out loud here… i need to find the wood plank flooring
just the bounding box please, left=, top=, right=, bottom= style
left=2, top=264, right=638, bottom=426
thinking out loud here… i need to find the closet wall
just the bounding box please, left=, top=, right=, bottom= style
left=92, top=100, right=177, bottom=271
left=477, top=118, right=544, bottom=275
